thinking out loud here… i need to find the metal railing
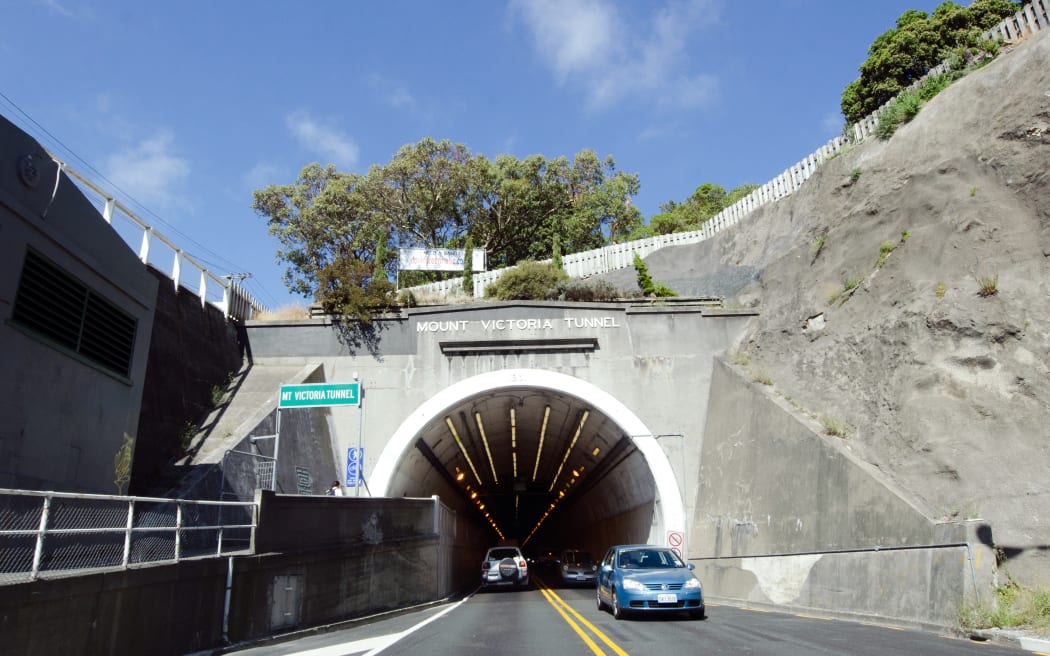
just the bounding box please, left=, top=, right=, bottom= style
left=0, top=489, right=257, bottom=584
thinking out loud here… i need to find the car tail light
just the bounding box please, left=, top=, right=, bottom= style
left=519, top=560, right=527, bottom=568
left=482, top=562, right=490, bottom=569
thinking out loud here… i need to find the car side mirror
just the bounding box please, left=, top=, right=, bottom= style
left=601, top=563, right=612, bottom=572
left=687, top=563, right=695, bottom=570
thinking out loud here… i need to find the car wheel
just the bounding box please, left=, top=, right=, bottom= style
left=596, top=588, right=606, bottom=611
left=612, top=589, right=625, bottom=620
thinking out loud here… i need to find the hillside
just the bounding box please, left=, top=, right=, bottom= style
left=607, top=29, right=1050, bottom=587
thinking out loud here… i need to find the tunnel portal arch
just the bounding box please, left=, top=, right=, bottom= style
left=372, top=368, right=684, bottom=543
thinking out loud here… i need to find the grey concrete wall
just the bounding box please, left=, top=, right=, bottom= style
left=131, top=266, right=245, bottom=495
left=0, top=114, right=157, bottom=494
left=691, top=358, right=997, bottom=628
left=245, top=303, right=756, bottom=535
left=0, top=493, right=479, bottom=656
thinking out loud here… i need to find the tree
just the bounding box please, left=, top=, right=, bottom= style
left=252, top=163, right=396, bottom=321
left=841, top=1, right=1018, bottom=124
left=253, top=139, right=642, bottom=318
left=462, top=236, right=475, bottom=297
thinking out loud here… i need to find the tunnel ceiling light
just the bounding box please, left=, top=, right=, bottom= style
left=474, top=411, right=499, bottom=485
left=532, top=405, right=550, bottom=482
left=455, top=468, right=465, bottom=482
left=470, top=491, right=477, bottom=499
left=510, top=408, right=518, bottom=478
left=447, top=417, right=483, bottom=486
left=592, top=446, right=600, bottom=457
left=549, top=410, right=589, bottom=492
left=571, top=468, right=579, bottom=478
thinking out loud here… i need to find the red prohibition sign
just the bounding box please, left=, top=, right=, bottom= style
left=667, top=531, right=684, bottom=547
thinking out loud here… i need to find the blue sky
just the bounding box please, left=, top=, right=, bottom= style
left=0, top=0, right=948, bottom=310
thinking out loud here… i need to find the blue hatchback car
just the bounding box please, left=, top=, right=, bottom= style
left=596, top=544, right=705, bottom=620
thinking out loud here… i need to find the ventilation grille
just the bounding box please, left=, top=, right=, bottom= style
left=12, top=250, right=137, bottom=378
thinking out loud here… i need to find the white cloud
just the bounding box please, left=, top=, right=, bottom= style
left=242, top=161, right=281, bottom=192
left=104, top=130, right=190, bottom=208
left=285, top=110, right=359, bottom=169
left=368, top=74, right=418, bottom=111
left=511, top=0, right=720, bottom=111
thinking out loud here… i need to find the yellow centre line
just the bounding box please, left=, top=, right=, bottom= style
left=536, top=579, right=631, bottom=656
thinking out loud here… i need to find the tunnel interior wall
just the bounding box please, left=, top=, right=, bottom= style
left=691, top=357, right=996, bottom=629
left=533, top=449, right=655, bottom=559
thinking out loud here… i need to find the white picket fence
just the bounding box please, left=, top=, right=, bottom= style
left=405, top=0, right=1049, bottom=301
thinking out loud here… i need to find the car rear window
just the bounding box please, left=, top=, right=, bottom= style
left=487, top=548, right=521, bottom=560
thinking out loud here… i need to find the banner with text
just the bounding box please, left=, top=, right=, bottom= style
left=399, top=247, right=486, bottom=272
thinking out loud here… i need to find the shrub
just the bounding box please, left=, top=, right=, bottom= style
left=633, top=253, right=678, bottom=297
left=557, top=278, right=621, bottom=302
left=975, top=273, right=999, bottom=297
left=935, top=282, right=947, bottom=298
left=753, top=370, right=773, bottom=386
left=821, top=415, right=849, bottom=438
left=485, top=261, right=569, bottom=300
left=398, top=289, right=418, bottom=307
left=850, top=168, right=862, bottom=184
left=877, top=241, right=896, bottom=267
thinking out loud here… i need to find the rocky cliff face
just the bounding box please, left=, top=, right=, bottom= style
left=626, top=30, right=1050, bottom=586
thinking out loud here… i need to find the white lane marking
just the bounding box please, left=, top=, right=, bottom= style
left=273, top=597, right=470, bottom=656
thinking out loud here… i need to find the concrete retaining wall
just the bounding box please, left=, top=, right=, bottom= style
left=691, top=358, right=997, bottom=628
left=0, top=493, right=480, bottom=656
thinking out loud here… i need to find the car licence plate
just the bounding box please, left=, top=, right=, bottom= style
left=657, top=593, right=677, bottom=604
left=576, top=574, right=586, bottom=580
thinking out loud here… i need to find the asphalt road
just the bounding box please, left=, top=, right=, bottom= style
left=216, top=577, right=1039, bottom=656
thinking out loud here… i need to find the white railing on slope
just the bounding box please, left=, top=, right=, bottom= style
left=50, top=156, right=266, bottom=321
left=404, top=0, right=1048, bottom=301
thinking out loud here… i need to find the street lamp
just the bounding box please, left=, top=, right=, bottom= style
left=354, top=372, right=364, bottom=497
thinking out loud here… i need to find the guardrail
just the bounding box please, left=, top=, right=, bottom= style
left=50, top=157, right=266, bottom=321
left=404, top=1, right=1050, bottom=301
left=0, top=489, right=257, bottom=584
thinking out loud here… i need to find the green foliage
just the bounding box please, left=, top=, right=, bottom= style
left=843, top=276, right=861, bottom=293
left=462, top=236, right=475, bottom=297
left=877, top=241, right=896, bottom=267
left=752, top=370, right=773, bottom=386
left=634, top=253, right=655, bottom=293
left=850, top=168, right=862, bottom=184
left=935, top=281, right=948, bottom=298
left=398, top=289, right=418, bottom=307
left=632, top=253, right=677, bottom=297
left=960, top=581, right=1050, bottom=633
left=484, top=261, right=569, bottom=300
left=650, top=183, right=758, bottom=234
left=179, top=422, right=198, bottom=452
left=810, top=234, right=827, bottom=257
left=821, top=415, right=849, bottom=438
left=552, top=233, right=563, bottom=271
left=556, top=278, right=621, bottom=302
left=841, top=0, right=1017, bottom=124
left=970, top=187, right=978, bottom=197
left=901, top=230, right=911, bottom=241
left=975, top=272, right=999, bottom=297
left=253, top=139, right=641, bottom=318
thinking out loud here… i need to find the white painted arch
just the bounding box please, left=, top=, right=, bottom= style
left=371, top=368, right=684, bottom=540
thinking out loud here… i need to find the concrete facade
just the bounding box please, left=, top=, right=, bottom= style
left=692, top=359, right=996, bottom=628
left=0, top=114, right=157, bottom=494
left=243, top=301, right=756, bottom=552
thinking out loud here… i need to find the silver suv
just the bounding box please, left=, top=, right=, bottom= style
left=481, top=546, right=530, bottom=590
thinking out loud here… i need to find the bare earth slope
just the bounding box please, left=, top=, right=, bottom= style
left=628, top=30, right=1050, bottom=586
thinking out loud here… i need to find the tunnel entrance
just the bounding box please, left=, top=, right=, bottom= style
left=372, top=369, right=684, bottom=550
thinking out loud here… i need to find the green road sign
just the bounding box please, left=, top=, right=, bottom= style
left=279, top=382, right=360, bottom=408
